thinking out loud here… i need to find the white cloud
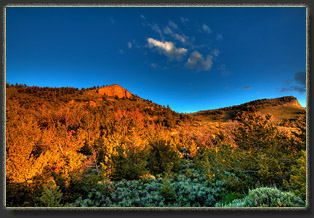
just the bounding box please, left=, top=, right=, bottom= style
left=216, top=34, right=223, bottom=41
left=185, top=51, right=213, bottom=71
left=202, top=55, right=213, bottom=70
left=148, top=38, right=173, bottom=52
left=147, top=38, right=187, bottom=61
left=202, top=24, right=212, bottom=34
left=168, top=21, right=178, bottom=29
left=127, top=42, right=132, bottom=49
left=140, top=14, right=146, bottom=20
left=186, top=51, right=201, bottom=68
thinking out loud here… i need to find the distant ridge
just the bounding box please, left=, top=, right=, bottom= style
left=191, top=96, right=305, bottom=123
left=227, top=96, right=302, bottom=109
left=196, top=96, right=302, bottom=113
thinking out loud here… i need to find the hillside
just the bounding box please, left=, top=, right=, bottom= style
left=190, top=96, right=305, bottom=127
left=6, top=83, right=193, bottom=129
left=6, top=83, right=306, bottom=207
left=7, top=83, right=304, bottom=126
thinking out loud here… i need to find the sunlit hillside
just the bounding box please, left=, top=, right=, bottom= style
left=6, top=83, right=306, bottom=207
left=191, top=96, right=305, bottom=124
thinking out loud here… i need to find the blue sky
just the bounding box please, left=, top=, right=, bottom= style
left=6, top=7, right=306, bottom=113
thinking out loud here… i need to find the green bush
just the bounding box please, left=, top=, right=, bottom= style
left=109, top=179, right=164, bottom=207
left=160, top=179, right=176, bottom=204
left=233, top=113, right=305, bottom=189
left=147, top=139, right=182, bottom=175
left=111, top=145, right=149, bottom=180
left=283, top=150, right=306, bottom=200
left=170, top=175, right=224, bottom=207
left=67, top=170, right=108, bottom=203
left=216, top=187, right=305, bottom=207
left=73, top=170, right=225, bottom=207
left=73, top=178, right=164, bottom=207
left=38, top=180, right=63, bottom=207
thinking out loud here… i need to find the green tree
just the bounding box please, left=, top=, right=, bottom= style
left=233, top=113, right=305, bottom=189
left=38, top=180, right=63, bottom=207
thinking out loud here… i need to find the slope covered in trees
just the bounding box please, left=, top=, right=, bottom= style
left=5, top=83, right=306, bottom=207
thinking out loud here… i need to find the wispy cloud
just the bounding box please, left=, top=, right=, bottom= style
left=163, top=26, right=172, bottom=35
left=127, top=40, right=141, bottom=49
left=163, top=26, right=188, bottom=43
left=173, top=33, right=188, bottom=43
left=141, top=16, right=226, bottom=73
left=294, top=71, right=306, bottom=86
left=185, top=51, right=213, bottom=71
left=141, top=17, right=164, bottom=40
left=280, top=72, right=306, bottom=94
left=280, top=86, right=305, bottom=94
left=168, top=21, right=178, bottom=29
left=147, top=38, right=187, bottom=61
left=240, top=86, right=252, bottom=90
left=202, top=24, right=212, bottom=34
left=110, top=18, right=115, bottom=24
left=219, top=64, right=230, bottom=77
left=151, top=63, right=159, bottom=69
left=132, top=40, right=140, bottom=48
left=151, top=24, right=163, bottom=39
left=180, top=17, right=189, bottom=25
left=216, top=34, right=223, bottom=41
left=211, top=49, right=220, bottom=57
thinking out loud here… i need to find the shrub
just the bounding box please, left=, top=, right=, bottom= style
left=66, top=170, right=107, bottom=203
left=170, top=174, right=225, bottom=207
left=111, top=145, right=149, bottom=180
left=147, top=139, right=182, bottom=176
left=38, top=180, right=63, bottom=207
left=233, top=113, right=304, bottom=188
left=160, top=179, right=176, bottom=204
left=216, top=187, right=305, bottom=207
left=283, top=150, right=306, bottom=200
left=73, top=178, right=165, bottom=207
left=73, top=170, right=226, bottom=207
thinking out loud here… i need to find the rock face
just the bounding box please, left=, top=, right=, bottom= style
left=98, top=84, right=132, bottom=98
left=289, top=98, right=302, bottom=108
left=280, top=96, right=302, bottom=108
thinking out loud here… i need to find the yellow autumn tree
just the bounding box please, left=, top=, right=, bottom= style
left=6, top=102, right=41, bottom=183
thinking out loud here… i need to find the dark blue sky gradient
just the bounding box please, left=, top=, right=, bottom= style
left=6, top=7, right=306, bottom=113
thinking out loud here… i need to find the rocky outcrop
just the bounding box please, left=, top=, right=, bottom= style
left=288, top=98, right=302, bottom=108
left=98, top=84, right=132, bottom=99
left=279, top=96, right=302, bottom=108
